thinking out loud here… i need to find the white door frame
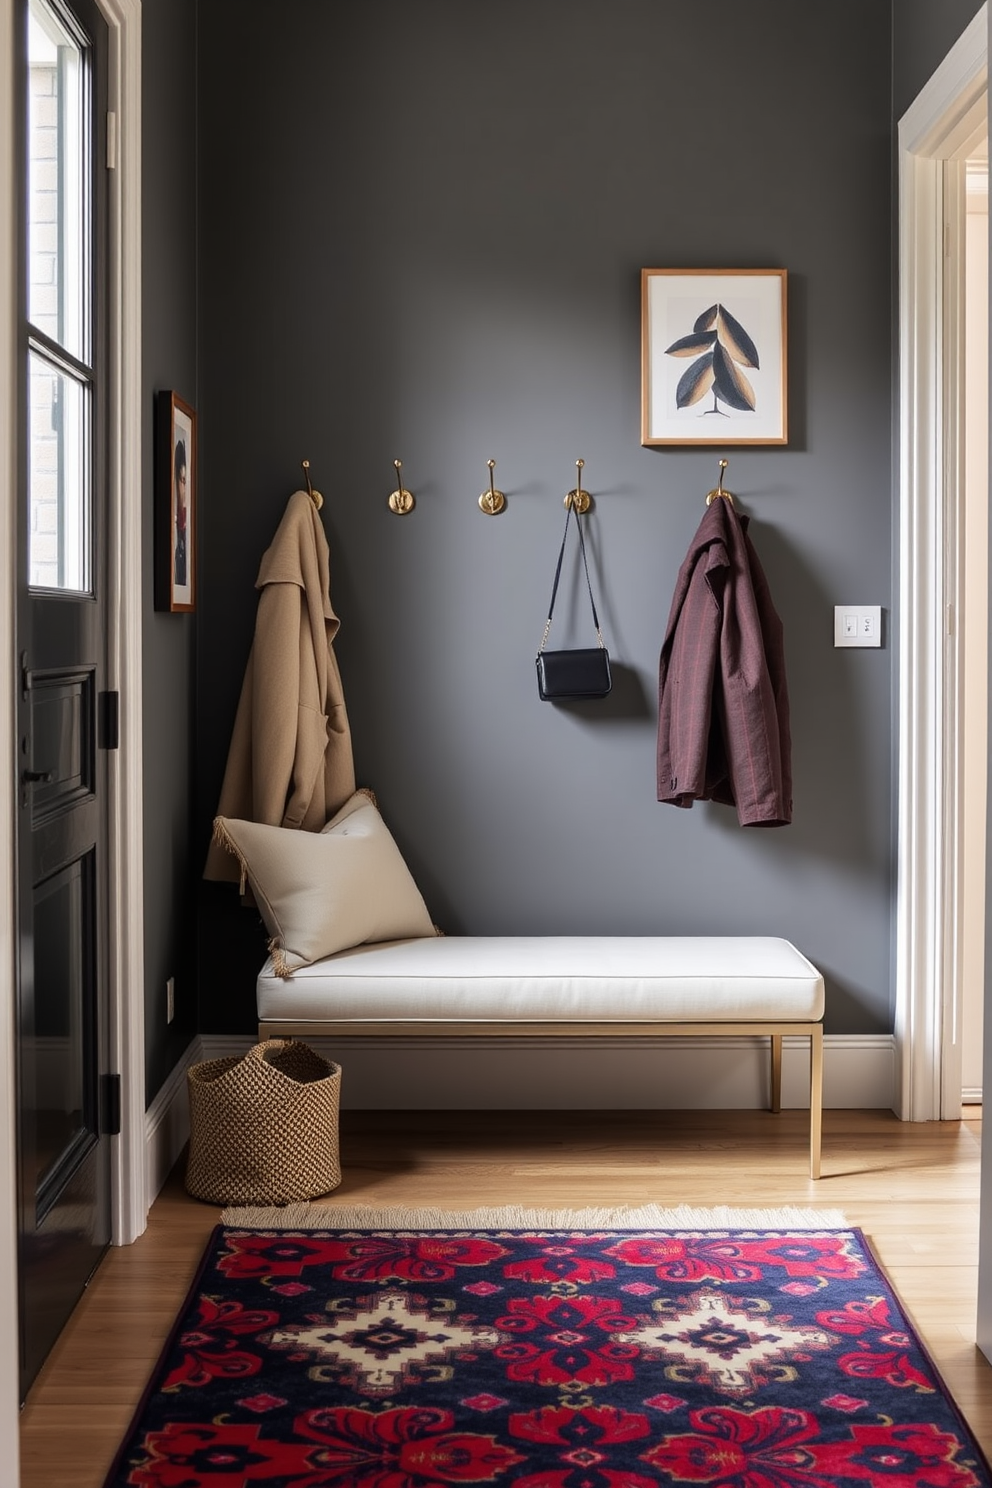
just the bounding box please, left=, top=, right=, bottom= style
left=0, top=0, right=24, bottom=1461
left=897, top=5, right=988, bottom=1121
left=100, top=0, right=146, bottom=1249
left=0, top=0, right=144, bottom=1455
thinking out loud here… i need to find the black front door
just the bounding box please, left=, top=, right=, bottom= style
left=14, top=0, right=112, bottom=1399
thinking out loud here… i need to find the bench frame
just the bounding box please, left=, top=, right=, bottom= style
left=258, top=1016, right=824, bottom=1179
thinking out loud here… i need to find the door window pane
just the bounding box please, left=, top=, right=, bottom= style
left=27, top=0, right=92, bottom=594
left=29, top=348, right=90, bottom=591
left=27, top=0, right=86, bottom=362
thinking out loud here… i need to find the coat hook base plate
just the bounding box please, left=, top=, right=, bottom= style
left=479, top=488, right=506, bottom=515
left=389, top=488, right=415, bottom=515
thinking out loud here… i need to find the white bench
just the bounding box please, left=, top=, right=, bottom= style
left=257, top=934, right=825, bottom=1177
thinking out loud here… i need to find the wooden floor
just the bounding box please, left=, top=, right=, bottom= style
left=18, top=1106, right=991, bottom=1486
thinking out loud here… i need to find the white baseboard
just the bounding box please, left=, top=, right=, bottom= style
left=144, top=1032, right=897, bottom=1205
left=145, top=1037, right=199, bottom=1203
left=199, top=1034, right=898, bottom=1111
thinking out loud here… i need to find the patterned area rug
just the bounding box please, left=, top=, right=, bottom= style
left=103, top=1204, right=992, bottom=1487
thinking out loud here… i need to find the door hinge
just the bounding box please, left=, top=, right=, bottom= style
left=99, top=690, right=120, bottom=749
left=100, top=1073, right=121, bottom=1137
left=106, top=111, right=117, bottom=170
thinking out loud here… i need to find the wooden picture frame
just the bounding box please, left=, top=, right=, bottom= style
left=156, top=390, right=196, bottom=611
left=641, top=268, right=788, bottom=446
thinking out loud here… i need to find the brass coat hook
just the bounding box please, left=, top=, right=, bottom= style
left=388, top=459, right=415, bottom=515
left=564, top=458, right=591, bottom=513
left=479, top=458, right=506, bottom=516
left=302, top=459, right=323, bottom=510
left=705, top=458, right=736, bottom=508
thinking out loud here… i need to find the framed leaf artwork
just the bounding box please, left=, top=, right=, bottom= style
left=641, top=268, right=787, bottom=446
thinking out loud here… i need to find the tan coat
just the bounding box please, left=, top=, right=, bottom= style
left=204, top=490, right=356, bottom=881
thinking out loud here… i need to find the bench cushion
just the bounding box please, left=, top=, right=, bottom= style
left=257, top=935, right=824, bottom=1025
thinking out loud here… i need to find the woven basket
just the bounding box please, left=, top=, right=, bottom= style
left=185, top=1039, right=341, bottom=1205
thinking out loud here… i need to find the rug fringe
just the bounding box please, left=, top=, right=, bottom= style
left=219, top=1202, right=849, bottom=1230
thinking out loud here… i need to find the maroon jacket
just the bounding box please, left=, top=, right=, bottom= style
left=657, top=498, right=792, bottom=827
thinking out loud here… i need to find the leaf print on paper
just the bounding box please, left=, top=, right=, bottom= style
left=676, top=354, right=717, bottom=408
left=712, top=342, right=756, bottom=411
left=666, top=300, right=760, bottom=418
left=665, top=331, right=719, bottom=358
left=716, top=304, right=759, bottom=367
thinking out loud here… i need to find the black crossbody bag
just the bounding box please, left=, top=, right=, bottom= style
left=535, top=502, right=612, bottom=701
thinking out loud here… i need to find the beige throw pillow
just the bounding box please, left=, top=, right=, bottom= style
left=212, top=792, right=437, bottom=976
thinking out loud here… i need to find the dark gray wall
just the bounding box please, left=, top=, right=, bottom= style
left=196, top=0, right=895, bottom=1037
left=893, top=0, right=985, bottom=120
left=142, top=0, right=198, bottom=1098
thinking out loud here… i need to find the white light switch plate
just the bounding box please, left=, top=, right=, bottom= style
left=834, top=605, right=882, bottom=647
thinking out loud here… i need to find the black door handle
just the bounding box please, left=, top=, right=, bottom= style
left=22, top=770, right=54, bottom=785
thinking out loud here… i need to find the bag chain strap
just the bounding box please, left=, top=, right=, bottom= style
left=538, top=502, right=605, bottom=653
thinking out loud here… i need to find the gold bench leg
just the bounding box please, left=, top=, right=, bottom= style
left=770, top=1035, right=783, bottom=1113
left=809, top=1024, right=823, bottom=1180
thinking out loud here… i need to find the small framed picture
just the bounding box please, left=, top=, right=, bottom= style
left=641, top=268, right=788, bottom=446
left=156, top=390, right=196, bottom=611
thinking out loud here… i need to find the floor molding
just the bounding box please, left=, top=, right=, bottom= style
left=145, top=1032, right=897, bottom=1206
left=145, top=1037, right=200, bottom=1204
left=201, top=1034, right=897, bottom=1113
